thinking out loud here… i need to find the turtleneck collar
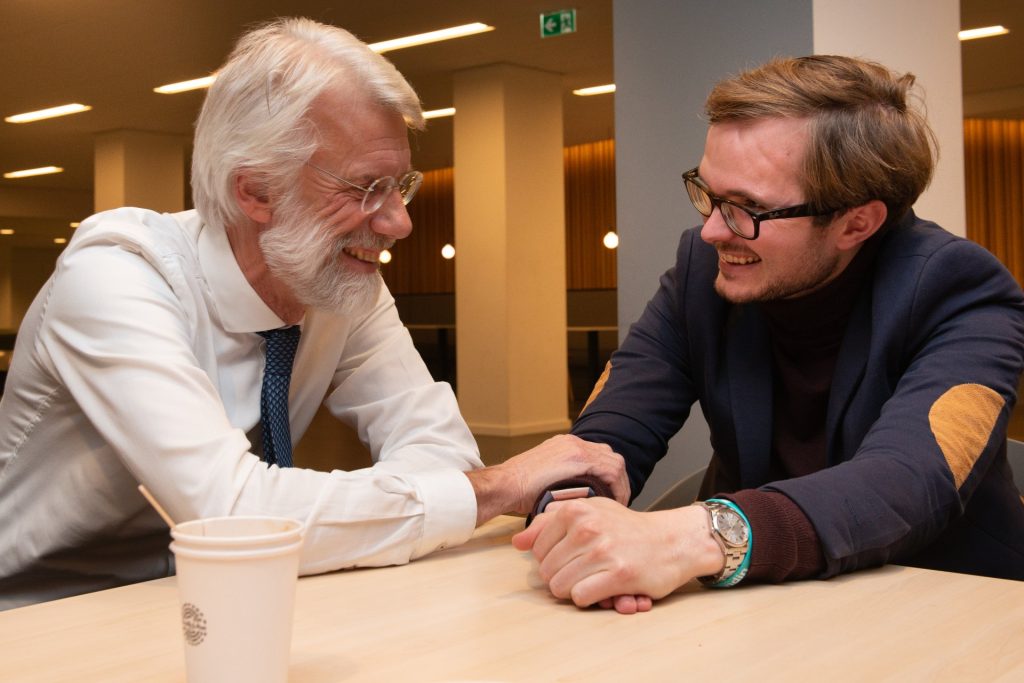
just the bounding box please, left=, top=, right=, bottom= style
left=760, top=219, right=891, bottom=348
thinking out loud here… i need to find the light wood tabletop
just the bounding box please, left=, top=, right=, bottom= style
left=1, top=515, right=1022, bottom=682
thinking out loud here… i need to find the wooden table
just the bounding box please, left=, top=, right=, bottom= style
left=2, top=516, right=1022, bottom=682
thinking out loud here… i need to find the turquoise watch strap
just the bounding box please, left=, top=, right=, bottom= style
left=705, top=498, right=752, bottom=588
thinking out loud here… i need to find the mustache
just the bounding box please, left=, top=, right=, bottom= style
left=331, top=229, right=394, bottom=254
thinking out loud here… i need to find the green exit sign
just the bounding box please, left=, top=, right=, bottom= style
left=540, top=9, right=576, bottom=38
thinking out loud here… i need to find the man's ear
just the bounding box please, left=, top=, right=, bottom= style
left=834, top=199, right=887, bottom=251
left=234, top=173, right=273, bottom=224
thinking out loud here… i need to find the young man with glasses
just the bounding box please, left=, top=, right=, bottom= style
left=0, top=18, right=627, bottom=609
left=515, top=55, right=1024, bottom=614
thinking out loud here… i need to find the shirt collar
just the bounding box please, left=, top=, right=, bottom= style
left=197, top=222, right=286, bottom=333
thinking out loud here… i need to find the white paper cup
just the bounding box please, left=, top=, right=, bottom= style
left=170, top=516, right=304, bottom=683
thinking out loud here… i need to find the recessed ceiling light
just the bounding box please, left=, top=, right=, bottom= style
left=5, top=103, right=92, bottom=124
left=0, top=229, right=14, bottom=235
left=423, top=107, right=456, bottom=120
left=959, top=25, right=1009, bottom=41
left=153, top=75, right=217, bottom=94
left=70, top=221, right=81, bottom=228
left=54, top=237, right=68, bottom=245
left=369, top=23, right=494, bottom=53
left=573, top=84, right=616, bottom=96
left=4, top=166, right=64, bottom=179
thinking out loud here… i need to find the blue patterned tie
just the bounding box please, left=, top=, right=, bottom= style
left=257, top=326, right=301, bottom=468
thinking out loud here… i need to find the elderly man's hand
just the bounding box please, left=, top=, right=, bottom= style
left=511, top=498, right=725, bottom=614
left=465, top=435, right=628, bottom=526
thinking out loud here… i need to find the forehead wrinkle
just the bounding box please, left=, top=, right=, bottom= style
left=309, top=89, right=411, bottom=182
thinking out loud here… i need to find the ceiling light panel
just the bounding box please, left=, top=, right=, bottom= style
left=573, top=84, right=616, bottom=96
left=423, top=107, right=456, bottom=120
left=4, top=166, right=64, bottom=179
left=959, top=25, right=1010, bottom=41
left=5, top=103, right=92, bottom=123
left=153, top=75, right=217, bottom=94
left=154, top=24, right=495, bottom=95
left=369, top=23, right=494, bottom=53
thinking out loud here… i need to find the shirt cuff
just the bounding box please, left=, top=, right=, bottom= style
left=410, top=468, right=478, bottom=559
left=718, top=489, right=825, bottom=583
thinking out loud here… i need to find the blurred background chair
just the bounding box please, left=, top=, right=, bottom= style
left=643, top=466, right=707, bottom=511
left=1008, top=438, right=1024, bottom=491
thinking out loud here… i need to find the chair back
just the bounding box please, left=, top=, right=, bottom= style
left=1008, top=438, right=1024, bottom=492
left=644, top=466, right=707, bottom=511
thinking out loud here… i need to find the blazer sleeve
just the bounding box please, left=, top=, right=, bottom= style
left=571, top=228, right=709, bottom=497
left=767, top=234, right=1024, bottom=576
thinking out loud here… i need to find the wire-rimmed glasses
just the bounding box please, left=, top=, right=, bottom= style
left=307, top=162, right=424, bottom=214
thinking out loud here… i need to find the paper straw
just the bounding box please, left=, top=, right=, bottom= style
left=138, top=484, right=177, bottom=528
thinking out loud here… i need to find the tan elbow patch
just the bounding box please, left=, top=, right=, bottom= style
left=581, top=361, right=613, bottom=413
left=928, top=383, right=1005, bottom=489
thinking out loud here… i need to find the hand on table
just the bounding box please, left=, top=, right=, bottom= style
left=465, top=434, right=628, bottom=525
left=596, top=594, right=654, bottom=614
left=511, top=497, right=724, bottom=614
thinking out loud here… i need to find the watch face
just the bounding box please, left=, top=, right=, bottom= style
left=714, top=509, right=749, bottom=546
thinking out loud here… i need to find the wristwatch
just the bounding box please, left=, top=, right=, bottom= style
left=526, top=485, right=596, bottom=526
left=695, top=499, right=751, bottom=588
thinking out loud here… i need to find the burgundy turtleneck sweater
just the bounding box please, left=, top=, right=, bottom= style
left=720, top=229, right=885, bottom=582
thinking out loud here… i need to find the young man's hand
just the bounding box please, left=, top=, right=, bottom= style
left=512, top=498, right=725, bottom=613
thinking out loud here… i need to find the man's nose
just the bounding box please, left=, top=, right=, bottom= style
left=369, top=190, right=413, bottom=240
left=699, top=205, right=734, bottom=245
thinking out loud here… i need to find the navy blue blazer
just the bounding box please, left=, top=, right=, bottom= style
left=574, top=213, right=1024, bottom=579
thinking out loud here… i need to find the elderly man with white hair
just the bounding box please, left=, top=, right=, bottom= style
left=0, top=17, right=627, bottom=609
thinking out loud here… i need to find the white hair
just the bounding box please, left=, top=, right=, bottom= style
left=191, top=17, right=425, bottom=232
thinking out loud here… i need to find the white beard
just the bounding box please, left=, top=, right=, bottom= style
left=259, top=194, right=390, bottom=317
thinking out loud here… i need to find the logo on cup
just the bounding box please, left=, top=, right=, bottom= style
left=182, top=602, right=207, bottom=646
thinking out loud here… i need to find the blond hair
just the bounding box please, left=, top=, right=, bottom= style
left=706, top=55, right=937, bottom=225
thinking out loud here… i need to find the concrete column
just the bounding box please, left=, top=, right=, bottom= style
left=94, top=130, right=185, bottom=213
left=813, top=0, right=965, bottom=234
left=614, top=0, right=963, bottom=508
left=453, top=64, right=570, bottom=436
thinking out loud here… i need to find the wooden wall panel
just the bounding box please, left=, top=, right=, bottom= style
left=964, top=118, right=1024, bottom=289
left=384, top=140, right=618, bottom=294
left=382, top=167, right=455, bottom=294
left=565, top=139, right=617, bottom=290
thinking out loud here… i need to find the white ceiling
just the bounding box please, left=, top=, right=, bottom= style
left=0, top=0, right=1020, bottom=245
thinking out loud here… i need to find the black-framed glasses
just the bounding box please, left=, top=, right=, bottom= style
left=307, top=162, right=424, bottom=214
left=682, top=167, right=836, bottom=240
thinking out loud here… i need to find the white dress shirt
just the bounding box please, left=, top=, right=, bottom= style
left=0, top=207, right=481, bottom=609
